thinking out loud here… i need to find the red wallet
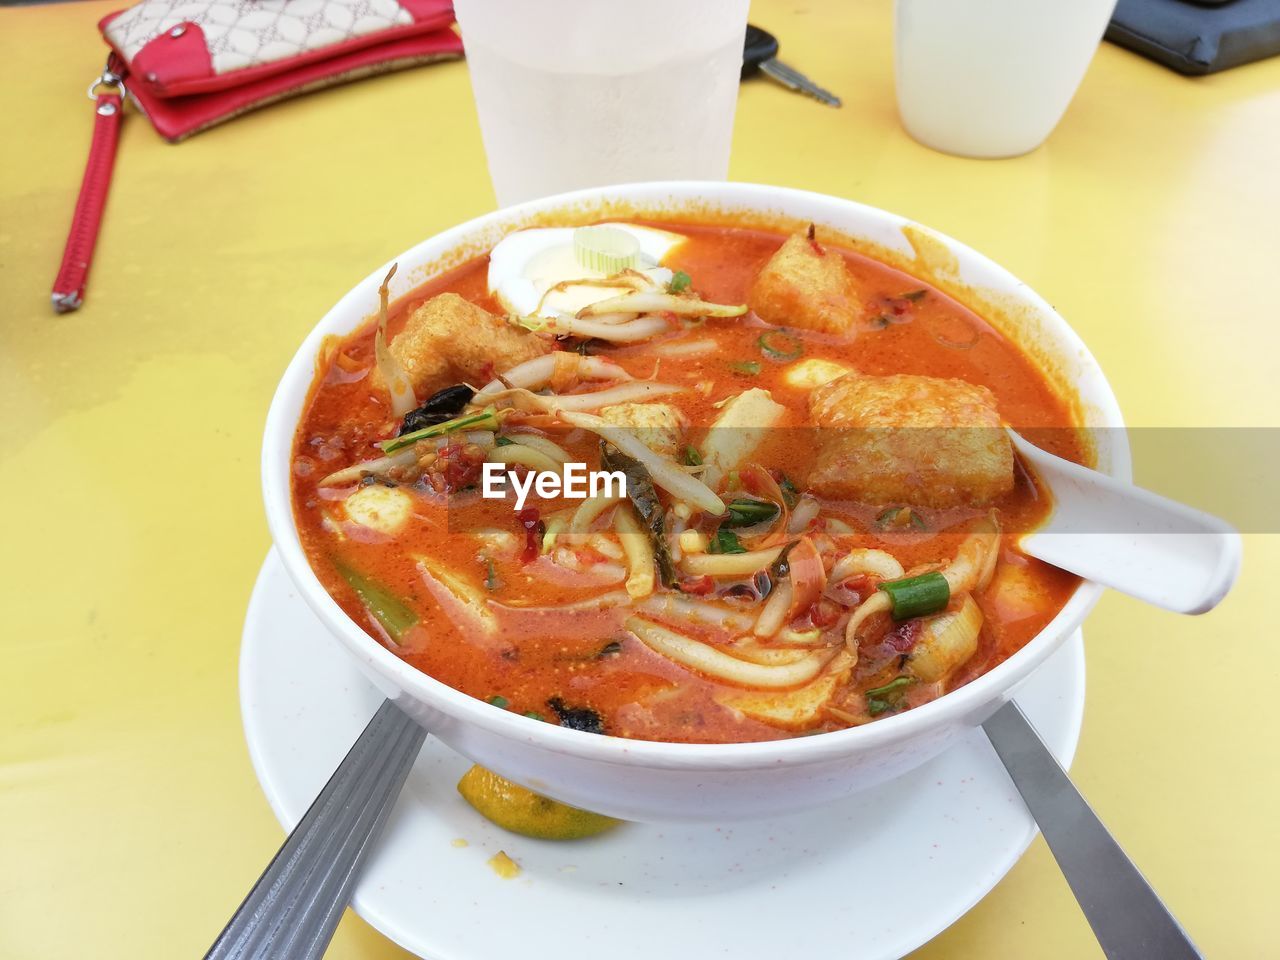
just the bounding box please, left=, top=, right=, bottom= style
left=52, top=0, right=464, bottom=312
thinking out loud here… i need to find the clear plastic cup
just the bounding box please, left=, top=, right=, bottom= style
left=453, top=0, right=750, bottom=206
left=894, top=0, right=1117, bottom=158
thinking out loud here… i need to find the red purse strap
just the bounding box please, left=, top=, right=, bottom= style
left=52, top=59, right=126, bottom=313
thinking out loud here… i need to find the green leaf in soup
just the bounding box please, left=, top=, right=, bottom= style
left=778, top=473, right=800, bottom=509
left=709, top=528, right=746, bottom=555
left=334, top=560, right=418, bottom=645
left=866, top=676, right=915, bottom=698
left=483, top=559, right=502, bottom=591
left=599, top=442, right=676, bottom=588
left=865, top=676, right=914, bottom=716
left=723, top=498, right=780, bottom=528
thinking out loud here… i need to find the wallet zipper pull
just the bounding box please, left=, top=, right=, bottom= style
left=52, top=60, right=127, bottom=313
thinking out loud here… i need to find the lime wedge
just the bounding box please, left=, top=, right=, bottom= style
left=457, top=765, right=621, bottom=840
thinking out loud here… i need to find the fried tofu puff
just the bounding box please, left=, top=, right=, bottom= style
left=807, top=373, right=1014, bottom=508
left=748, top=226, right=863, bottom=336
left=600, top=402, right=688, bottom=459
left=390, top=293, right=549, bottom=395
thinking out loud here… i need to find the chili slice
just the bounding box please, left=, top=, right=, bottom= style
left=517, top=506, right=543, bottom=563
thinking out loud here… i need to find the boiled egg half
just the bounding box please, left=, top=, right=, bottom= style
left=488, top=223, right=687, bottom=318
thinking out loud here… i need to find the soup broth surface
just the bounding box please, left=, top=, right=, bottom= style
left=292, top=221, right=1082, bottom=743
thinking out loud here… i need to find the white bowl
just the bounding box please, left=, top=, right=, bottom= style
left=262, top=182, right=1128, bottom=823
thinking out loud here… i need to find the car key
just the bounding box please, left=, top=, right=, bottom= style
left=742, top=24, right=842, bottom=108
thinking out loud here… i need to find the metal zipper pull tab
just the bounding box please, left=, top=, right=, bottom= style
left=51, top=61, right=127, bottom=313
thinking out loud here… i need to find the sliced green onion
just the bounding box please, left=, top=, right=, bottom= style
left=494, top=435, right=515, bottom=447
left=573, top=225, right=640, bottom=273
left=682, top=444, right=703, bottom=466
left=879, top=571, right=950, bottom=620
left=487, top=695, right=510, bottom=708
left=380, top=406, right=499, bottom=454
left=522, top=710, right=546, bottom=721
left=709, top=529, right=746, bottom=555
left=668, top=270, right=692, bottom=294
left=900, top=289, right=928, bottom=302
left=758, top=330, right=804, bottom=361
left=723, top=499, right=780, bottom=528
left=334, top=561, right=417, bottom=645
left=729, top=360, right=761, bottom=376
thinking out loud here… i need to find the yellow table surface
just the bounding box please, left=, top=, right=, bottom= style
left=3, top=1, right=1278, bottom=956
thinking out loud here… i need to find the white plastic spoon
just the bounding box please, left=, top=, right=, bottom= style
left=1008, top=430, right=1241, bottom=614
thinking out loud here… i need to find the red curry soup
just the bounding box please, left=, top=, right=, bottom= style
left=291, top=220, right=1083, bottom=743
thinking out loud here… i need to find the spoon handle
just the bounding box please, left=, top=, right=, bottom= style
left=205, top=699, right=425, bottom=960
left=983, top=701, right=1203, bottom=960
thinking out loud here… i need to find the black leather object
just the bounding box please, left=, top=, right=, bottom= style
left=1106, top=0, right=1280, bottom=75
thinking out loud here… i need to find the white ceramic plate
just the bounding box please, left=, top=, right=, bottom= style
left=241, top=549, right=1085, bottom=960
